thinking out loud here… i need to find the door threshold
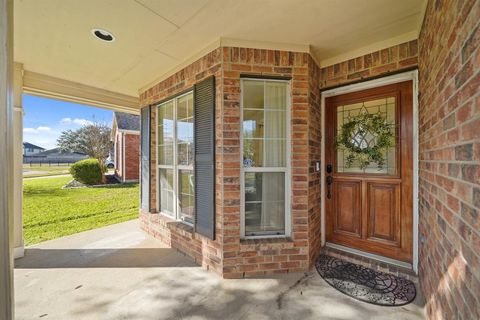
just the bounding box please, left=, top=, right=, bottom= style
left=325, top=242, right=413, bottom=270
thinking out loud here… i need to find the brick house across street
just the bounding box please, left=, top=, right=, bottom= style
left=112, top=112, right=140, bottom=183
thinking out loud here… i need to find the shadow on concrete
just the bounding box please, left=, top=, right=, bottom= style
left=96, top=271, right=377, bottom=320
left=15, top=247, right=198, bottom=269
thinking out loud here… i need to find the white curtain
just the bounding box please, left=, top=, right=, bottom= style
left=261, top=173, right=285, bottom=231
left=261, top=82, right=287, bottom=231
left=264, top=82, right=286, bottom=167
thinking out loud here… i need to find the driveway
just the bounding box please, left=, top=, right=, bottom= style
left=15, top=220, right=425, bottom=320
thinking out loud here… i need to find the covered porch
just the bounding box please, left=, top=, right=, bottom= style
left=1, top=0, right=479, bottom=319
left=15, top=219, right=424, bottom=319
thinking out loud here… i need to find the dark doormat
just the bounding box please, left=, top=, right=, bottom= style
left=315, top=254, right=416, bottom=306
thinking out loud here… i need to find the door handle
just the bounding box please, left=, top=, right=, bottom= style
left=326, top=176, right=333, bottom=199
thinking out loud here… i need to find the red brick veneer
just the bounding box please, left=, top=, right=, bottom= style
left=418, top=0, right=480, bottom=319
left=319, top=40, right=419, bottom=89
left=139, top=38, right=426, bottom=279
left=139, top=46, right=323, bottom=278
left=124, top=134, right=139, bottom=181
left=140, top=48, right=224, bottom=275
left=220, top=48, right=321, bottom=278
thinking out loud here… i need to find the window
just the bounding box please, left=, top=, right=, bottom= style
left=241, top=79, right=290, bottom=237
left=157, top=92, right=195, bottom=223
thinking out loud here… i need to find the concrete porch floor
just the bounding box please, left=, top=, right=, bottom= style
left=14, top=220, right=425, bottom=320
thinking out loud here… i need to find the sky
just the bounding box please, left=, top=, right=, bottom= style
left=23, top=94, right=113, bottom=150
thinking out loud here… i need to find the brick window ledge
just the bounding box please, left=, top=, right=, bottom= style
left=240, top=237, right=293, bottom=245
left=142, top=210, right=195, bottom=237
left=240, top=237, right=295, bottom=251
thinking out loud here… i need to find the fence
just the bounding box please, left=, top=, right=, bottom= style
left=23, top=158, right=80, bottom=166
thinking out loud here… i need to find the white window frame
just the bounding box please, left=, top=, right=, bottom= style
left=156, top=91, right=194, bottom=225
left=240, top=78, right=292, bottom=239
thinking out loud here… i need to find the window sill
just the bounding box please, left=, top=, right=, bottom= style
left=150, top=211, right=195, bottom=233
left=240, top=236, right=293, bottom=246
left=169, top=220, right=194, bottom=234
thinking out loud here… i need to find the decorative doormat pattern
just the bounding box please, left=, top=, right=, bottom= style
left=315, top=254, right=416, bottom=306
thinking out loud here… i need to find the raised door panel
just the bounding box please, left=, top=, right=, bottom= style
left=366, top=182, right=401, bottom=246
left=334, top=180, right=361, bottom=238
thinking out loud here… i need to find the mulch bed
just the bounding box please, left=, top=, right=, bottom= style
left=62, top=174, right=121, bottom=189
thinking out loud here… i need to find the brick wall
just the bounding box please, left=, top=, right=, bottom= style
left=319, top=40, right=418, bottom=89
left=139, top=46, right=323, bottom=278
left=138, top=40, right=422, bottom=279
left=221, top=47, right=321, bottom=278
left=308, top=57, right=322, bottom=264
left=418, top=0, right=480, bottom=319
left=139, top=48, right=224, bottom=275
left=124, top=133, right=139, bottom=181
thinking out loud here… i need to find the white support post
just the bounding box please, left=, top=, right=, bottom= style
left=13, top=63, right=24, bottom=259
left=0, top=0, right=15, bottom=318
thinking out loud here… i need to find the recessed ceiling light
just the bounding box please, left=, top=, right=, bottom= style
left=91, top=28, right=115, bottom=42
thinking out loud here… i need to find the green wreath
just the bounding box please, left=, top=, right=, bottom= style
left=336, top=112, right=395, bottom=170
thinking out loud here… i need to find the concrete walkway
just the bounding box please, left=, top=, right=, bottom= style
left=15, top=220, right=425, bottom=320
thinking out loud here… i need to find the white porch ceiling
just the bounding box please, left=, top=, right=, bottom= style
left=14, top=0, right=426, bottom=97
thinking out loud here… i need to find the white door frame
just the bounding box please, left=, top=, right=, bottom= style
left=320, top=70, right=419, bottom=273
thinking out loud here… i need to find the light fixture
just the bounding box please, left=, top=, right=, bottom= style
left=91, top=28, right=115, bottom=42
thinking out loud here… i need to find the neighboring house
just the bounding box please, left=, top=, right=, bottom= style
left=23, top=147, right=88, bottom=164
left=112, top=112, right=140, bottom=183
left=22, top=142, right=45, bottom=156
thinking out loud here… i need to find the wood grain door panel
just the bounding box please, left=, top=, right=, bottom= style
left=325, top=81, right=413, bottom=263
left=366, top=182, right=401, bottom=246
left=334, top=180, right=361, bottom=237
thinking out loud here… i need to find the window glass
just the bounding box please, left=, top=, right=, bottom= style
left=265, top=82, right=287, bottom=109
left=242, top=80, right=289, bottom=237
left=179, top=170, right=195, bottom=223
left=243, top=110, right=263, bottom=139
left=158, top=101, right=174, bottom=165
left=159, top=168, right=174, bottom=216
left=177, top=94, right=194, bottom=166
left=157, top=92, right=195, bottom=222
left=244, top=172, right=285, bottom=235
left=243, top=81, right=287, bottom=168
left=243, top=80, right=264, bottom=109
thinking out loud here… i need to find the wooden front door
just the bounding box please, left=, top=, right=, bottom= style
left=325, top=81, right=413, bottom=263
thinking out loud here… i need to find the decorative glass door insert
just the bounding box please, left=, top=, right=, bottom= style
left=336, top=97, right=397, bottom=175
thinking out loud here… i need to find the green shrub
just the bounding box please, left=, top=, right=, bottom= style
left=70, top=158, right=103, bottom=185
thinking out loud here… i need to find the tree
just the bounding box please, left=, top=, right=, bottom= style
left=57, top=122, right=112, bottom=182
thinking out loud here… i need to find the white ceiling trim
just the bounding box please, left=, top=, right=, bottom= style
left=318, top=30, right=418, bottom=67
left=23, top=70, right=140, bottom=114
left=220, top=38, right=311, bottom=54
left=138, top=38, right=221, bottom=95
left=221, top=37, right=322, bottom=70
left=138, top=37, right=319, bottom=95
left=139, top=29, right=421, bottom=95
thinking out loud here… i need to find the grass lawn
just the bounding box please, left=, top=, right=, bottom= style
left=23, top=176, right=139, bottom=245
